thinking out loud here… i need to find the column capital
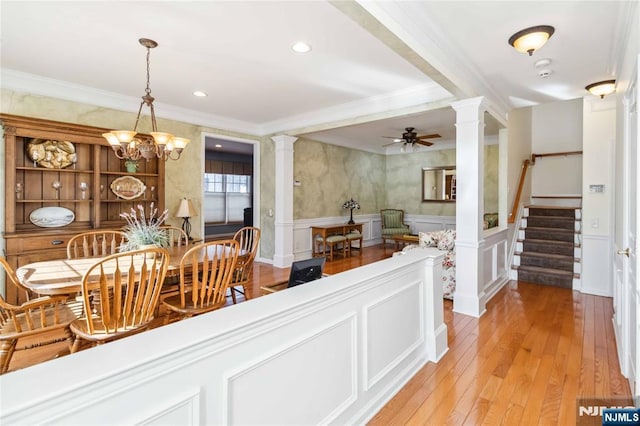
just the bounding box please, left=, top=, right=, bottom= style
left=270, top=134, right=298, bottom=146
left=451, top=96, right=488, bottom=113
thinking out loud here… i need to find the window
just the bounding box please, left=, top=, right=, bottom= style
left=204, top=173, right=252, bottom=223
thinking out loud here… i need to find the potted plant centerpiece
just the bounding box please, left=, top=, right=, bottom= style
left=120, top=203, right=170, bottom=252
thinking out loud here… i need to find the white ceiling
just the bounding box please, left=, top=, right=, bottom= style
left=0, top=1, right=632, bottom=155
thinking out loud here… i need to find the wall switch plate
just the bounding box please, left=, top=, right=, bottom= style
left=589, top=184, right=605, bottom=193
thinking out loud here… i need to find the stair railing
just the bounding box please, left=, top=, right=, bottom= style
left=508, top=159, right=531, bottom=224
left=508, top=150, right=584, bottom=224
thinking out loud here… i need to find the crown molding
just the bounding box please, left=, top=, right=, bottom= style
left=260, top=82, right=452, bottom=135
left=0, top=69, right=262, bottom=135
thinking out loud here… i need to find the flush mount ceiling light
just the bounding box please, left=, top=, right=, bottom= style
left=508, top=25, right=555, bottom=56
left=291, top=41, right=311, bottom=53
left=585, top=80, right=616, bottom=99
left=102, top=38, right=190, bottom=162
left=193, top=91, right=207, bottom=97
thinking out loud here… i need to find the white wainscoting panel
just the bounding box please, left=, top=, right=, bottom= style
left=0, top=249, right=447, bottom=426
left=226, top=315, right=356, bottom=425
left=137, top=389, right=201, bottom=425
left=481, top=229, right=509, bottom=302
left=581, top=234, right=612, bottom=296
left=364, top=279, right=423, bottom=389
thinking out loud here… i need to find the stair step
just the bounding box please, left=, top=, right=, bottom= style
left=520, top=238, right=577, bottom=256
left=514, top=251, right=580, bottom=262
left=525, top=216, right=575, bottom=230
left=518, top=251, right=574, bottom=272
left=523, top=226, right=575, bottom=242
left=514, top=265, right=576, bottom=289
left=526, top=206, right=578, bottom=218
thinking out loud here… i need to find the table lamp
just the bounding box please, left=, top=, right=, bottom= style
left=175, top=198, right=196, bottom=241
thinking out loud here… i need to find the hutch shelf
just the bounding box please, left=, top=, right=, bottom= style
left=1, top=114, right=165, bottom=304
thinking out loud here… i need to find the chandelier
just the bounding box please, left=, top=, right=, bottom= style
left=102, top=38, right=190, bottom=162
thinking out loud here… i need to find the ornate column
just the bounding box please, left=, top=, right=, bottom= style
left=451, top=97, right=487, bottom=317
left=271, top=135, right=297, bottom=268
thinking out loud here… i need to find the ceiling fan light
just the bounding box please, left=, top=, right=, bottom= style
left=508, top=25, right=555, bottom=56
left=585, top=80, right=616, bottom=99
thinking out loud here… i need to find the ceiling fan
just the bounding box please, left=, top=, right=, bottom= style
left=382, top=127, right=441, bottom=148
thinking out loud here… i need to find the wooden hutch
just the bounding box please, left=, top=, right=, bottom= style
left=1, top=114, right=165, bottom=305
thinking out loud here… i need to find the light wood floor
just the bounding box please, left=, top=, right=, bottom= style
left=8, top=244, right=633, bottom=425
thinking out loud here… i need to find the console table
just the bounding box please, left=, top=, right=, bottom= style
left=311, top=223, right=363, bottom=260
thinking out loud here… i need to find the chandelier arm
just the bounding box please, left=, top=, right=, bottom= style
left=149, top=103, right=158, bottom=132
left=132, top=100, right=146, bottom=133
left=166, top=150, right=182, bottom=161
left=111, top=147, right=127, bottom=160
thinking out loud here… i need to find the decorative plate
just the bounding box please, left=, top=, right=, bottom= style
left=110, top=176, right=146, bottom=200
left=29, top=206, right=75, bottom=228
left=27, top=139, right=77, bottom=169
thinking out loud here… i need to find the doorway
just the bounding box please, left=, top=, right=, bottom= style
left=202, top=134, right=259, bottom=241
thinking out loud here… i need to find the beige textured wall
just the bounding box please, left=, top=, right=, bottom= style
left=294, top=141, right=499, bottom=220
left=386, top=149, right=457, bottom=216
left=0, top=89, right=268, bottom=249
left=293, top=138, right=386, bottom=220
left=484, top=144, right=499, bottom=214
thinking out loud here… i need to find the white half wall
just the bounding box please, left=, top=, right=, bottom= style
left=0, top=250, right=448, bottom=425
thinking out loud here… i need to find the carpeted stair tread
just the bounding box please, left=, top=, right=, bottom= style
left=515, top=265, right=575, bottom=277
left=515, top=265, right=575, bottom=289
left=523, top=227, right=576, bottom=243
left=526, top=216, right=575, bottom=230
left=517, top=251, right=575, bottom=261
left=521, top=238, right=576, bottom=247
left=522, top=226, right=576, bottom=234
left=518, top=252, right=574, bottom=272
left=527, top=207, right=577, bottom=218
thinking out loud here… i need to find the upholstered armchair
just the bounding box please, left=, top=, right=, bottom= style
left=380, top=209, right=411, bottom=245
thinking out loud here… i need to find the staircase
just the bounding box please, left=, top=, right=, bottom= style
left=513, top=206, right=581, bottom=289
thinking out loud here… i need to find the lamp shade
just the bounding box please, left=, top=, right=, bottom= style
left=585, top=80, right=616, bottom=99
left=175, top=198, right=196, bottom=218
left=508, top=25, right=555, bottom=56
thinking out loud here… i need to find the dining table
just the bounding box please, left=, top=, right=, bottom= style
left=15, top=244, right=248, bottom=297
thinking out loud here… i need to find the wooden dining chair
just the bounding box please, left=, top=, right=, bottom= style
left=67, top=230, right=128, bottom=259
left=161, top=226, right=189, bottom=247
left=229, top=226, right=261, bottom=304
left=162, top=240, right=239, bottom=321
left=69, top=247, right=169, bottom=353
left=0, top=257, right=82, bottom=374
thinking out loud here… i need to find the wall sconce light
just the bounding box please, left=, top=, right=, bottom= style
left=585, top=80, right=616, bottom=99
left=508, top=25, right=555, bottom=56
left=175, top=197, right=196, bottom=241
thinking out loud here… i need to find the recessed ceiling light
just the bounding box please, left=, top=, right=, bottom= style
left=291, top=41, right=311, bottom=54
left=193, top=91, right=207, bottom=97
left=215, top=144, right=222, bottom=148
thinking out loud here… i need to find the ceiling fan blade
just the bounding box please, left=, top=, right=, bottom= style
left=415, top=140, right=434, bottom=147
left=416, top=133, right=441, bottom=139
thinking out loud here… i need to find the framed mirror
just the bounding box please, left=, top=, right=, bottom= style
left=422, top=166, right=456, bottom=202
